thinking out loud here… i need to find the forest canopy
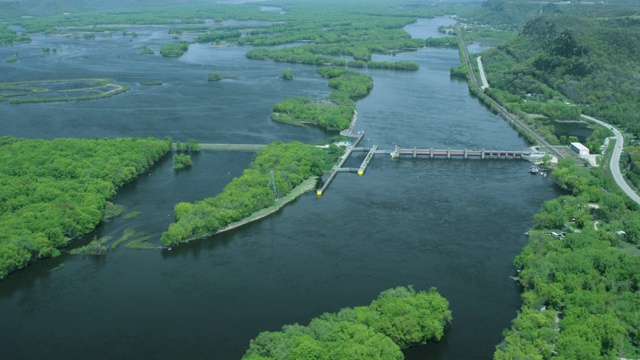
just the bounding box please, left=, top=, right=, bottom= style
left=0, top=136, right=171, bottom=279
left=243, top=286, right=452, bottom=360
left=161, top=141, right=326, bottom=246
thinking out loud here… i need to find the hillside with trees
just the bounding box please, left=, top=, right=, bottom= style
left=465, top=0, right=640, bottom=137
left=457, top=1, right=640, bottom=358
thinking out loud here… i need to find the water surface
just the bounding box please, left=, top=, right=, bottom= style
left=0, top=17, right=561, bottom=360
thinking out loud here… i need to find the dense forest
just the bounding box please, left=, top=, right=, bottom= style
left=0, top=137, right=171, bottom=279
left=495, top=160, right=640, bottom=359
left=458, top=1, right=640, bottom=358
left=243, top=286, right=452, bottom=360
left=161, top=141, right=327, bottom=246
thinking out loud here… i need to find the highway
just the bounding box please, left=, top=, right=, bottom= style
left=458, top=30, right=640, bottom=205
left=581, top=115, right=640, bottom=205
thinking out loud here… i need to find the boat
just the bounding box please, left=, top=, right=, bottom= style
left=528, top=166, right=539, bottom=174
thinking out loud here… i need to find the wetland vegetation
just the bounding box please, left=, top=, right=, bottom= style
left=0, top=78, right=129, bottom=104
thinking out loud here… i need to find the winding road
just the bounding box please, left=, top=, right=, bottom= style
left=457, top=29, right=640, bottom=205
left=581, top=115, right=640, bottom=205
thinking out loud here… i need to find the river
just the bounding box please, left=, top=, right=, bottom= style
left=0, top=16, right=561, bottom=359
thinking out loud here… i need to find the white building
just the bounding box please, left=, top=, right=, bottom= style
left=570, top=142, right=589, bottom=156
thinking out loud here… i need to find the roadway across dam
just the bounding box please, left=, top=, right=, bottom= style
left=316, top=138, right=534, bottom=196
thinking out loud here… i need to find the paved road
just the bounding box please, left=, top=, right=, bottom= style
left=476, top=56, right=490, bottom=89
left=457, top=31, right=565, bottom=160
left=582, top=115, right=640, bottom=205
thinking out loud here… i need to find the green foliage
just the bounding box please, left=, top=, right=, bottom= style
left=479, top=9, right=640, bottom=137
left=122, top=211, right=142, bottom=220
left=625, top=145, right=640, bottom=190
left=196, top=31, right=241, bottom=43
left=103, top=201, right=125, bottom=220
left=281, top=70, right=294, bottom=80
left=69, top=237, right=109, bottom=255
left=496, top=159, right=640, bottom=359
left=161, top=141, right=325, bottom=246
left=0, top=137, right=170, bottom=279
left=172, top=154, right=192, bottom=170
left=6, top=54, right=18, bottom=63
left=1, top=79, right=130, bottom=104
left=243, top=286, right=452, bottom=360
left=139, top=46, right=154, bottom=55
left=207, top=73, right=224, bottom=82
left=424, top=37, right=458, bottom=48
left=0, top=25, right=30, bottom=45
left=271, top=68, right=371, bottom=130
left=160, top=41, right=189, bottom=57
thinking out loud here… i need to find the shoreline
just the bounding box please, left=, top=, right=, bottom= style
left=165, top=176, right=319, bottom=247
left=216, top=176, right=318, bottom=234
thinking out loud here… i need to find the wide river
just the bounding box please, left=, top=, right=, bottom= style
left=0, top=17, right=561, bottom=359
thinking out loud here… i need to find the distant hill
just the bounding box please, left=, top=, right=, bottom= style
left=0, top=0, right=225, bottom=18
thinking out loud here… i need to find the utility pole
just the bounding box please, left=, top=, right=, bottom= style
left=269, top=168, right=278, bottom=200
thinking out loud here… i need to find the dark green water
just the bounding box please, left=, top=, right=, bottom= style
left=0, top=17, right=561, bottom=359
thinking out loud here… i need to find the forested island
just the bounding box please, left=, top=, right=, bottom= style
left=271, top=67, right=372, bottom=130
left=161, top=141, right=327, bottom=246
left=243, top=286, right=452, bottom=360
left=2, top=0, right=640, bottom=358
left=0, top=137, right=171, bottom=279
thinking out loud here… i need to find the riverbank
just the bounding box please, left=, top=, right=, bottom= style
left=215, top=176, right=318, bottom=234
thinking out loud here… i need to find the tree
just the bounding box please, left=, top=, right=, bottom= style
left=281, top=70, right=294, bottom=80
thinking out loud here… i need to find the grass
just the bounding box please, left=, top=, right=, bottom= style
left=103, top=202, right=125, bottom=220
left=112, top=228, right=154, bottom=250
left=122, top=210, right=142, bottom=220
left=70, top=236, right=111, bottom=255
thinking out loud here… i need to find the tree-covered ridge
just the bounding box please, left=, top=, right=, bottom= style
left=462, top=0, right=640, bottom=31
left=477, top=10, right=640, bottom=137
left=243, top=286, right=452, bottom=360
left=161, top=141, right=326, bottom=246
left=495, top=160, right=640, bottom=359
left=0, top=137, right=171, bottom=279
left=271, top=67, right=372, bottom=130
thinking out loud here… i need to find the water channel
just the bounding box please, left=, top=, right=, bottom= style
left=0, top=16, right=562, bottom=359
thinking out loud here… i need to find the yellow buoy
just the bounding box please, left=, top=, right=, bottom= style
left=358, top=170, right=364, bottom=176
left=317, top=190, right=322, bottom=196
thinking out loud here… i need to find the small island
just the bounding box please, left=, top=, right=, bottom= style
left=243, top=286, right=452, bottom=359
left=161, top=141, right=328, bottom=247
left=270, top=67, right=372, bottom=130
left=281, top=70, right=294, bottom=80
left=1, top=78, right=130, bottom=104
left=160, top=41, right=189, bottom=57
left=207, top=72, right=224, bottom=82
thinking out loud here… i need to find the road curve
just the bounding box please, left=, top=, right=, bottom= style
left=581, top=115, right=640, bottom=205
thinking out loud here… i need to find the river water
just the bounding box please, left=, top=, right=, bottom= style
left=0, top=16, right=560, bottom=359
